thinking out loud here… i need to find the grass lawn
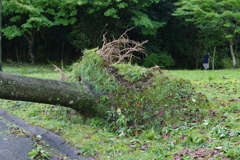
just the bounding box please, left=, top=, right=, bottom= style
left=0, top=64, right=239, bottom=160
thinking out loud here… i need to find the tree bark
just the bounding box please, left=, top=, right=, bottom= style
left=212, top=45, right=216, bottom=70
left=23, top=31, right=36, bottom=65
left=0, top=0, right=3, bottom=72
left=229, top=39, right=237, bottom=68
left=195, top=43, right=201, bottom=69
left=0, top=72, right=97, bottom=113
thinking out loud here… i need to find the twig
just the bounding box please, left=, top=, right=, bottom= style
left=52, top=64, right=72, bottom=81
left=98, top=28, right=148, bottom=65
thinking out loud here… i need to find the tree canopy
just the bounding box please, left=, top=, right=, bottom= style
left=1, top=0, right=240, bottom=69
left=173, top=0, right=240, bottom=68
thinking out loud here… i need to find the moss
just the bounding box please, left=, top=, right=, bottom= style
left=71, top=49, right=212, bottom=131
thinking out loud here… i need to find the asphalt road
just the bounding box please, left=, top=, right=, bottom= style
left=0, top=109, right=87, bottom=160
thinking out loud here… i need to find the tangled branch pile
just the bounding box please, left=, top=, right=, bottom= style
left=98, top=28, right=148, bottom=65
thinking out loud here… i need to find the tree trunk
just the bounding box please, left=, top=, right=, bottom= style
left=28, top=41, right=35, bottom=65
left=229, top=39, right=237, bottom=68
left=0, top=0, right=3, bottom=72
left=24, top=31, right=36, bottom=65
left=212, top=45, right=216, bottom=70
left=0, top=72, right=97, bottom=113
left=195, top=44, right=201, bottom=69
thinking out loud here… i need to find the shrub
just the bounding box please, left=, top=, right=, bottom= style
left=143, top=52, right=175, bottom=68
left=222, top=52, right=240, bottom=69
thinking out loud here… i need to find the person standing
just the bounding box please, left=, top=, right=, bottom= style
left=203, top=52, right=210, bottom=70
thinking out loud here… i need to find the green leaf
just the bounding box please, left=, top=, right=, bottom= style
left=117, top=2, right=128, bottom=9
left=223, top=22, right=231, bottom=28
left=45, top=8, right=55, bottom=14
left=131, top=11, right=165, bottom=34
left=234, top=28, right=240, bottom=33
left=9, top=15, right=21, bottom=22
left=225, top=35, right=233, bottom=39
left=2, top=25, right=23, bottom=39
left=104, top=8, right=119, bottom=18
left=88, top=8, right=95, bottom=14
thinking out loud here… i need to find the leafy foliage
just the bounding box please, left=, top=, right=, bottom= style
left=143, top=52, right=175, bottom=68
left=28, top=145, right=51, bottom=160
left=85, top=0, right=164, bottom=35
left=173, top=0, right=240, bottom=68
left=174, top=0, right=240, bottom=37
left=2, top=0, right=56, bottom=38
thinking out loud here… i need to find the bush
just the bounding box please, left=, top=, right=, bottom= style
left=143, top=52, right=175, bottom=68
left=222, top=58, right=240, bottom=69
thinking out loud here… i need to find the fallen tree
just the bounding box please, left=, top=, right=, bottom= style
left=0, top=72, right=97, bottom=114
left=0, top=31, right=211, bottom=130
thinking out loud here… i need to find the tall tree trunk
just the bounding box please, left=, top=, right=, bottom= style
left=0, top=72, right=97, bottom=113
left=195, top=49, right=199, bottom=69
left=24, top=31, right=36, bottom=65
left=212, top=45, right=216, bottom=70
left=0, top=0, right=2, bottom=72
left=28, top=40, right=35, bottom=64
left=195, top=43, right=201, bottom=69
left=229, top=39, right=237, bottom=68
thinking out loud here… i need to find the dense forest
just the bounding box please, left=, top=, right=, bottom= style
left=1, top=0, right=240, bottom=69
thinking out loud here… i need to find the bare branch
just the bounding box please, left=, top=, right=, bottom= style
left=98, top=28, right=148, bottom=65
left=53, top=64, right=72, bottom=81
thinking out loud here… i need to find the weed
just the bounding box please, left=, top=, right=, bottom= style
left=28, top=145, right=52, bottom=160
left=6, top=123, right=25, bottom=135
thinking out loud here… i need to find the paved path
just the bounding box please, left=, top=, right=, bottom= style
left=0, top=109, right=87, bottom=160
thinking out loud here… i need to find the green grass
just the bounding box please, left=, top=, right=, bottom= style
left=165, top=70, right=240, bottom=107
left=0, top=64, right=239, bottom=160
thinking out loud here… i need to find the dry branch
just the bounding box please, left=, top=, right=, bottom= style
left=53, top=64, right=72, bottom=81
left=98, top=28, right=148, bottom=65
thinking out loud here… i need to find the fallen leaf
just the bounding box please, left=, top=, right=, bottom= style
left=209, top=110, right=216, bottom=116
left=171, top=125, right=178, bottom=129
left=180, top=148, right=189, bottom=154
left=179, top=117, right=185, bottom=121
left=215, top=146, right=223, bottom=150
left=192, top=119, right=197, bottom=123
left=219, top=90, right=225, bottom=93
left=229, top=98, right=240, bottom=101
left=159, top=112, right=164, bottom=116
left=136, top=102, right=141, bottom=107
left=160, top=120, right=165, bottom=125
left=169, top=93, right=173, bottom=99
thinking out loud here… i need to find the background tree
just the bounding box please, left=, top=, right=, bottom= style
left=2, top=0, right=67, bottom=64
left=198, top=24, right=225, bottom=70
left=173, top=0, right=240, bottom=68
left=1, top=0, right=239, bottom=69
left=144, top=0, right=200, bottom=69
left=86, top=0, right=165, bottom=35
